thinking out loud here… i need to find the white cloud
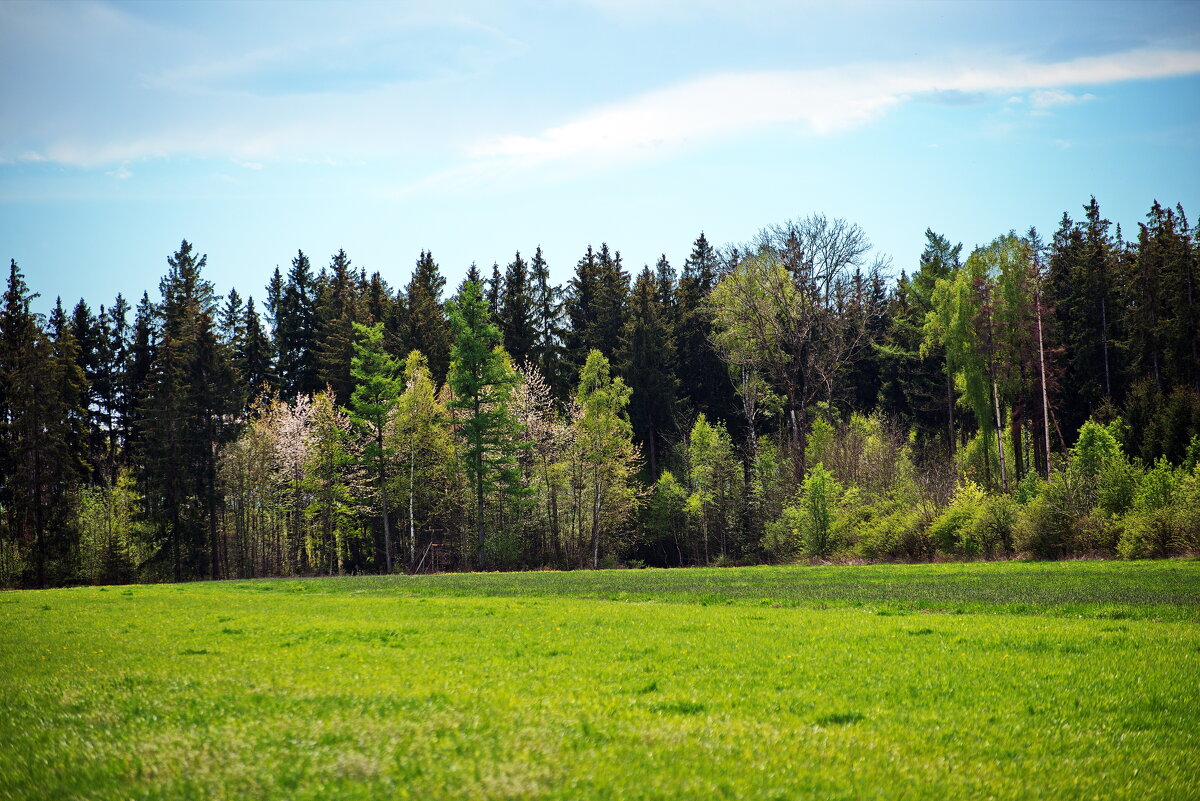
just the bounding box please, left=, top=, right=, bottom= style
left=105, top=166, right=133, bottom=179
left=1029, top=89, right=1096, bottom=108
left=463, top=48, right=1200, bottom=172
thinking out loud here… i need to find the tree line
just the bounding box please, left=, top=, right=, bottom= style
left=1, top=199, right=1198, bottom=587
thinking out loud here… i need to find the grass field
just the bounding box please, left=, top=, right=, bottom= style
left=2, top=560, right=1198, bottom=800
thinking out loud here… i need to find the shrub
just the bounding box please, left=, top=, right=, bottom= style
left=1117, top=458, right=1187, bottom=559
left=1013, top=470, right=1044, bottom=506
left=857, top=505, right=926, bottom=561
left=1070, top=419, right=1124, bottom=482
left=763, top=463, right=859, bottom=560
left=1117, top=510, right=1176, bottom=559
left=971, top=494, right=1018, bottom=558
left=927, top=482, right=986, bottom=556
left=1096, top=459, right=1141, bottom=517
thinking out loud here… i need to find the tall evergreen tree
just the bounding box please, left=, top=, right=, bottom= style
left=676, top=233, right=735, bottom=425
left=315, top=249, right=360, bottom=405
left=0, top=262, right=88, bottom=586
left=499, top=251, right=536, bottom=366
left=139, top=240, right=232, bottom=580
left=406, top=251, right=452, bottom=385
left=276, top=250, right=320, bottom=398
left=348, top=322, right=403, bottom=573
left=618, top=266, right=677, bottom=477
left=238, top=297, right=276, bottom=402
left=529, top=247, right=567, bottom=399
left=447, top=281, right=521, bottom=568
left=564, top=243, right=628, bottom=372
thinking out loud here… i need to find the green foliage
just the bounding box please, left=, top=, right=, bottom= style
left=765, top=463, right=855, bottom=559
left=642, top=471, right=688, bottom=565
left=970, top=494, right=1017, bottom=557
left=74, top=471, right=152, bottom=584
left=856, top=505, right=926, bottom=561
left=447, top=282, right=525, bottom=567
left=683, top=414, right=740, bottom=562
left=1070, top=418, right=1124, bottom=482
left=349, top=321, right=403, bottom=572
left=571, top=349, right=639, bottom=568
left=927, top=482, right=986, bottom=556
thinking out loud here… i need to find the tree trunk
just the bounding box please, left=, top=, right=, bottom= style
left=591, top=469, right=601, bottom=570
left=475, top=450, right=485, bottom=570
left=1036, top=288, right=1052, bottom=477
left=379, top=428, right=392, bottom=574
left=991, top=376, right=1007, bottom=492
left=408, top=446, right=416, bottom=569
left=1100, top=295, right=1111, bottom=399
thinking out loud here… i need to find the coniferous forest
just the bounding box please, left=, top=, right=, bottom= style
left=2, top=198, right=1199, bottom=588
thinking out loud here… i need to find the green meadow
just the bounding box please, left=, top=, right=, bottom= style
left=2, top=561, right=1198, bottom=800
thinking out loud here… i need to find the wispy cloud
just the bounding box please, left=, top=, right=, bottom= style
left=1030, top=89, right=1096, bottom=108
left=458, top=48, right=1200, bottom=177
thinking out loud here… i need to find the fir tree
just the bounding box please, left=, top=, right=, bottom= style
left=499, top=251, right=536, bottom=366
left=315, top=249, right=360, bottom=405
left=618, top=266, right=677, bottom=477
left=406, top=251, right=451, bottom=385
left=447, top=281, right=521, bottom=568
left=528, top=247, right=567, bottom=400
left=276, top=250, right=320, bottom=398
left=348, top=322, right=403, bottom=573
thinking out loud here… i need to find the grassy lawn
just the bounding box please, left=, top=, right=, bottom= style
left=1, top=560, right=1198, bottom=799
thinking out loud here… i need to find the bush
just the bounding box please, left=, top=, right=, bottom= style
left=763, top=463, right=859, bottom=560
left=1117, top=509, right=1176, bottom=559
left=1013, top=470, right=1044, bottom=506
left=1116, top=458, right=1188, bottom=559
left=927, top=482, right=986, bottom=556
left=857, top=505, right=927, bottom=561
left=1096, top=459, right=1141, bottom=517
left=971, top=494, right=1018, bottom=558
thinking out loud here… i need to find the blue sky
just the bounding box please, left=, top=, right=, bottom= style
left=2, top=0, right=1198, bottom=315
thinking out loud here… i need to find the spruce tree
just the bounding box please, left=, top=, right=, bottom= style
left=447, top=281, right=521, bottom=568
left=348, top=322, right=402, bottom=573
left=238, top=297, right=276, bottom=401
left=618, top=266, right=677, bottom=477
left=276, top=250, right=320, bottom=398
left=0, top=262, right=86, bottom=585
left=528, top=247, right=567, bottom=400
left=315, top=249, right=360, bottom=405
left=676, top=233, right=735, bottom=425
left=499, top=251, right=536, bottom=366
left=406, top=251, right=452, bottom=385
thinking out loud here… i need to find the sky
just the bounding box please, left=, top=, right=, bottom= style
left=2, top=0, right=1199, bottom=315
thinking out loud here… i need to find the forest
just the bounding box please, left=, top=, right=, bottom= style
left=1, top=198, right=1198, bottom=588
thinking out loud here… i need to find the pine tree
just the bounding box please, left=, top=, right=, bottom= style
left=139, top=240, right=231, bottom=580
left=315, top=249, right=360, bottom=405
left=348, top=322, right=403, bottom=573
left=499, top=251, right=536, bottom=366
left=406, top=251, right=452, bottom=385
left=238, top=297, right=276, bottom=401
left=276, top=250, right=320, bottom=398
left=0, top=262, right=88, bottom=586
left=617, top=266, right=677, bottom=477
left=529, top=247, right=567, bottom=399
left=676, top=233, right=735, bottom=425
left=101, top=294, right=131, bottom=482
left=564, top=243, right=628, bottom=373
left=447, top=281, right=521, bottom=568
left=69, top=299, right=107, bottom=482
